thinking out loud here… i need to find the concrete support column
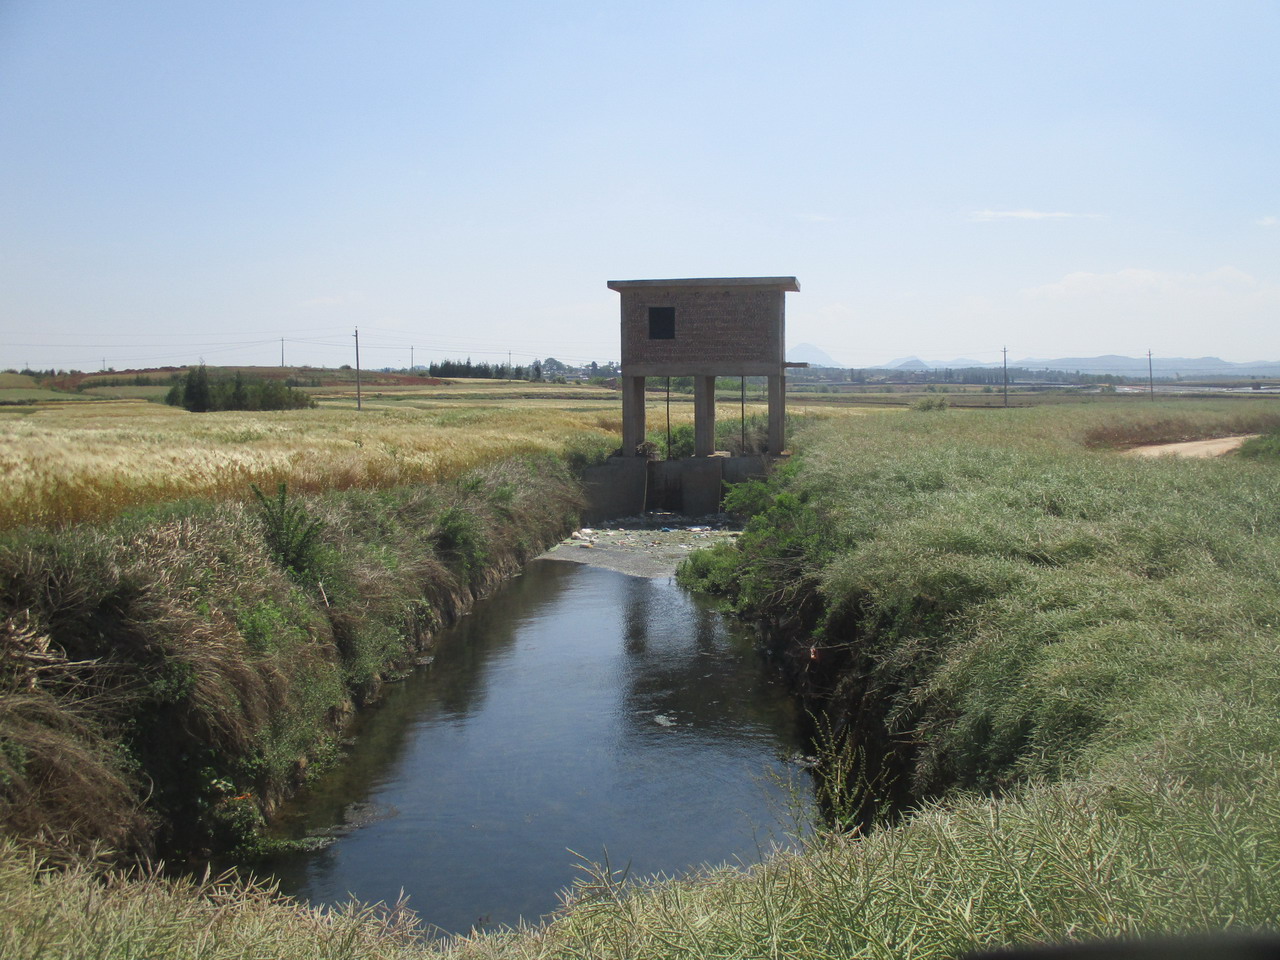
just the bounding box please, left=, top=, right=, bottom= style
left=767, top=374, right=785, bottom=454
left=694, top=375, right=717, bottom=457
left=622, top=375, right=647, bottom=456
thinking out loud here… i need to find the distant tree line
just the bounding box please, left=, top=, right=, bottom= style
left=427, top=358, right=534, bottom=380
left=76, top=373, right=175, bottom=389
left=164, top=366, right=315, bottom=412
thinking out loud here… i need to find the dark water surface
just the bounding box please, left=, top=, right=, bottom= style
left=263, top=559, right=811, bottom=935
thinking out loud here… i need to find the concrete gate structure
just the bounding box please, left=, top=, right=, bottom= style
left=606, top=277, right=801, bottom=457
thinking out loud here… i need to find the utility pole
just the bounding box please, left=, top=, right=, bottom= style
left=1002, top=346, right=1009, bottom=408
left=1148, top=350, right=1155, bottom=400
left=281, top=338, right=285, bottom=368
left=354, top=327, right=362, bottom=411
left=410, top=345, right=414, bottom=372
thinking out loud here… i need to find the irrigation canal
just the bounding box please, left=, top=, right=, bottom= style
left=261, top=557, right=814, bottom=936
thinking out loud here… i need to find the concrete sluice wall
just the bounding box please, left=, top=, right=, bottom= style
left=580, top=454, right=781, bottom=522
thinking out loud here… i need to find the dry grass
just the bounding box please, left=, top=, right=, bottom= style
left=0, top=400, right=619, bottom=528
left=322, top=379, right=621, bottom=401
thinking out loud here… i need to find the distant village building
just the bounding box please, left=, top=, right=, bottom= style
left=606, top=277, right=801, bottom=456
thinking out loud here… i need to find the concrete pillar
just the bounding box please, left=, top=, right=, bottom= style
left=768, top=374, right=785, bottom=454
left=622, top=375, right=646, bottom=456
left=694, top=375, right=717, bottom=457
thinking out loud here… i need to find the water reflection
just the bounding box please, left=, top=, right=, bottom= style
left=263, top=560, right=811, bottom=936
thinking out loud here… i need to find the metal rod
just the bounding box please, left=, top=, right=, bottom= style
left=666, top=376, right=672, bottom=459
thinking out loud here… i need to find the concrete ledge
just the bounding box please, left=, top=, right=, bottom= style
left=721, top=455, right=774, bottom=486
left=581, top=457, right=648, bottom=524
left=646, top=458, right=725, bottom=515
left=584, top=454, right=791, bottom=522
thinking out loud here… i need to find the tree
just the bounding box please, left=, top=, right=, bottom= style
left=230, top=371, right=248, bottom=410
left=183, top=365, right=212, bottom=412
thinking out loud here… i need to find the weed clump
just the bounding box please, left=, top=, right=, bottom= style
left=251, top=482, right=324, bottom=578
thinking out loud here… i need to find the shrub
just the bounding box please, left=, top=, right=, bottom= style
left=911, top=395, right=949, bottom=411
left=251, top=483, right=323, bottom=580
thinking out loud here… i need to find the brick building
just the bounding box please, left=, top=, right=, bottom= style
left=606, top=276, right=801, bottom=456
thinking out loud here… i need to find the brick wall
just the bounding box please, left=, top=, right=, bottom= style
left=620, top=286, right=784, bottom=366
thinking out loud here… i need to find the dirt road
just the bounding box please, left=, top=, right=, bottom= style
left=1126, top=434, right=1259, bottom=458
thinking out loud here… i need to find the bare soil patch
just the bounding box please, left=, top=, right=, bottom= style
left=1126, top=434, right=1260, bottom=458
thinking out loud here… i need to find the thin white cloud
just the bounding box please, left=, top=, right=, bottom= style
left=970, top=209, right=1103, bottom=222
left=1023, top=266, right=1263, bottom=300
left=796, top=213, right=838, bottom=223
left=1258, top=215, right=1279, bottom=228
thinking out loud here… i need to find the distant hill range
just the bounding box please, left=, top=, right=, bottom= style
left=786, top=343, right=842, bottom=367
left=863, top=354, right=1280, bottom=378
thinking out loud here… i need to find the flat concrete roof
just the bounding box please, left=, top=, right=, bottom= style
left=607, top=276, right=800, bottom=292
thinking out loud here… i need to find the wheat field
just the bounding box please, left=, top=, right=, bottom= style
left=0, top=398, right=623, bottom=528
left=0, top=382, right=890, bottom=528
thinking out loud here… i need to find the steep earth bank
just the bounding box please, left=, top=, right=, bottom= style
left=0, top=456, right=582, bottom=862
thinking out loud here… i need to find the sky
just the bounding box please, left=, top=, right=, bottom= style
left=1, top=0, right=1277, bottom=372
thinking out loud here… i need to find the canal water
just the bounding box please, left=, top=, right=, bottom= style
left=262, top=558, right=812, bottom=935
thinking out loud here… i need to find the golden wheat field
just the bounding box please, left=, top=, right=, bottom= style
left=0, top=397, right=609, bottom=528
left=0, top=379, right=887, bottom=528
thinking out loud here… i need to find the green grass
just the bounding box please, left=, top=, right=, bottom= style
left=1239, top=428, right=1280, bottom=460
left=669, top=399, right=1280, bottom=950
left=0, top=389, right=85, bottom=403
left=77, top=385, right=172, bottom=400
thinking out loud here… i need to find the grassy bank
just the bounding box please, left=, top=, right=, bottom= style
left=672, top=399, right=1280, bottom=945
left=0, top=457, right=582, bottom=862
left=683, top=402, right=1280, bottom=793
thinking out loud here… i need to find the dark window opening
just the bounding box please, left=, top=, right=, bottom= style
left=648, top=306, right=675, bottom=339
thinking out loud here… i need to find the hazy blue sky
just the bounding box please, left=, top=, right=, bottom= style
left=2, top=1, right=1276, bottom=371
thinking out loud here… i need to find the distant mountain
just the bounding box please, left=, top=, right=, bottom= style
left=865, top=355, right=1280, bottom=377
left=787, top=343, right=842, bottom=367
left=1018, top=355, right=1280, bottom=377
